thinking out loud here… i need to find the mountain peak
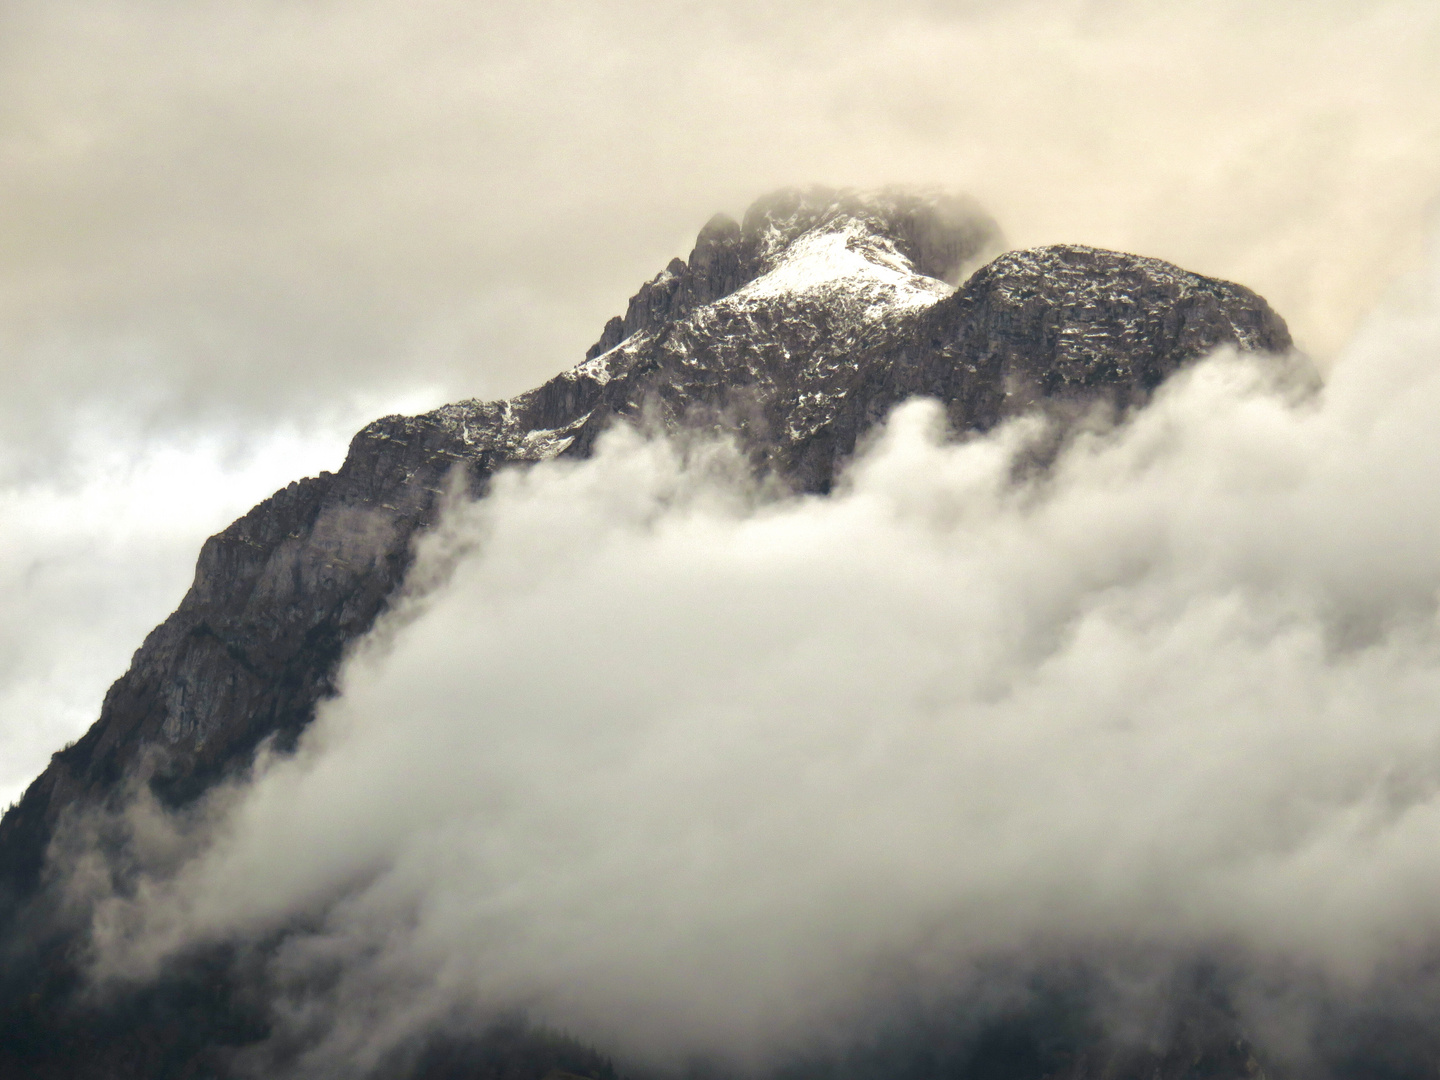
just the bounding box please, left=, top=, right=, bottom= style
left=736, top=186, right=1002, bottom=281
left=585, top=187, right=1002, bottom=360
left=0, top=189, right=1292, bottom=1078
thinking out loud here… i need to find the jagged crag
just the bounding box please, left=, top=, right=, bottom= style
left=0, top=187, right=1341, bottom=1078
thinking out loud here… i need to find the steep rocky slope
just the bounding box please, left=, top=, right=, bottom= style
left=0, top=187, right=1293, bottom=1079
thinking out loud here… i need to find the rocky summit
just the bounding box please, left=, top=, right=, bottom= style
left=0, top=187, right=1293, bottom=1079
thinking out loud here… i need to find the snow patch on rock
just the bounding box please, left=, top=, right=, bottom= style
left=739, top=220, right=953, bottom=313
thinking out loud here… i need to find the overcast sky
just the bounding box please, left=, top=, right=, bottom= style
left=3, top=0, right=1440, bottom=805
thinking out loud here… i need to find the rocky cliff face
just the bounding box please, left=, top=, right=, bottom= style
left=0, top=187, right=1293, bottom=1079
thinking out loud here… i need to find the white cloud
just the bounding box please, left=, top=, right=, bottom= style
left=77, top=235, right=1440, bottom=1073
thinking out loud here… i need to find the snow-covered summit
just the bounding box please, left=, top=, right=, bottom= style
left=581, top=186, right=1002, bottom=363
left=734, top=217, right=954, bottom=311
left=737, top=186, right=1001, bottom=282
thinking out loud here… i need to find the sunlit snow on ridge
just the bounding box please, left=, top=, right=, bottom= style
left=560, top=206, right=962, bottom=421
left=739, top=220, right=954, bottom=310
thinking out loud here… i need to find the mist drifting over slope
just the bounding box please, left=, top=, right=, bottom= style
left=70, top=238, right=1440, bottom=1075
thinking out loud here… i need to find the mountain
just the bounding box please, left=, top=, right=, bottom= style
left=0, top=187, right=1294, bottom=1078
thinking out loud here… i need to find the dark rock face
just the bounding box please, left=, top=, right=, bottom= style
left=0, top=187, right=1293, bottom=1079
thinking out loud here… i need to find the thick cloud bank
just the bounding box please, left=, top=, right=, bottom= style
left=83, top=247, right=1440, bottom=1073
left=7, top=0, right=1440, bottom=827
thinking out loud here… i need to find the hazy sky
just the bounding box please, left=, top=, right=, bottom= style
left=3, top=1, right=1440, bottom=799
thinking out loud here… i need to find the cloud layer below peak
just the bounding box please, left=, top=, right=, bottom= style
left=79, top=243, right=1440, bottom=1074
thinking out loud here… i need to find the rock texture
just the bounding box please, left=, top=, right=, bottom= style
left=0, top=187, right=1293, bottom=1079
